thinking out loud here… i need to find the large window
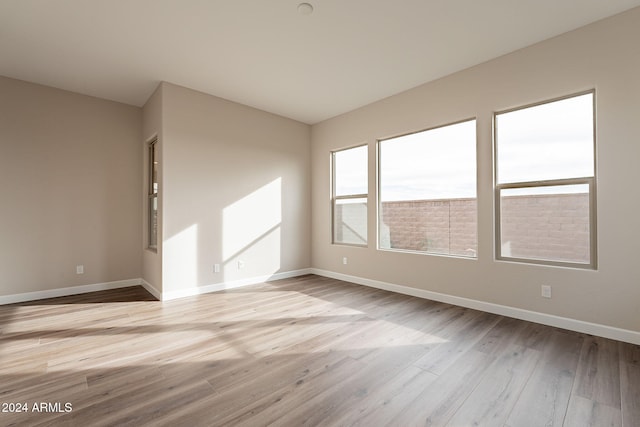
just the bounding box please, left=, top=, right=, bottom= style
left=332, top=145, right=368, bottom=246
left=148, top=138, right=158, bottom=250
left=494, top=91, right=596, bottom=268
left=378, top=119, right=477, bottom=257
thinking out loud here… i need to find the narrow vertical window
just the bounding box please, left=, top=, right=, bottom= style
left=378, top=119, right=477, bottom=257
left=148, top=138, right=158, bottom=250
left=494, top=91, right=596, bottom=268
left=332, top=145, right=368, bottom=246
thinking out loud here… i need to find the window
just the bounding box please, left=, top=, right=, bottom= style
left=148, top=138, right=158, bottom=250
left=378, top=119, right=477, bottom=257
left=494, top=91, right=596, bottom=268
left=332, top=145, right=368, bottom=245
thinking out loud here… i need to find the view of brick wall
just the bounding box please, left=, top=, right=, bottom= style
left=337, top=193, right=590, bottom=263
left=500, top=193, right=590, bottom=263
left=381, top=193, right=591, bottom=262
left=380, top=199, right=477, bottom=257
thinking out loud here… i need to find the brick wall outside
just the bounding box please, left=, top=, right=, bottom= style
left=379, top=193, right=590, bottom=262
left=500, top=193, right=590, bottom=263
left=380, top=199, right=477, bottom=257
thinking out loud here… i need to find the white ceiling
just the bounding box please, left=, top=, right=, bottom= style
left=2, top=1, right=640, bottom=124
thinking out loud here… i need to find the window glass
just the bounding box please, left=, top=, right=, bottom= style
left=495, top=92, right=596, bottom=268
left=496, top=93, right=594, bottom=183
left=148, top=139, right=158, bottom=250
left=334, top=198, right=367, bottom=245
left=379, top=120, right=477, bottom=257
left=500, top=184, right=590, bottom=264
left=333, top=145, right=368, bottom=245
left=334, top=145, right=367, bottom=197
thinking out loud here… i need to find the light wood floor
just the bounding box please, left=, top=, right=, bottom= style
left=1, top=275, right=638, bottom=426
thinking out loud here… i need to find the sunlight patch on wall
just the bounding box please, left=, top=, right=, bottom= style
left=222, top=178, right=282, bottom=276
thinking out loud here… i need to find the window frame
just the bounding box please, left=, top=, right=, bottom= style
left=147, top=137, right=158, bottom=251
left=493, top=90, right=597, bottom=269
left=376, top=118, right=478, bottom=258
left=331, top=144, right=368, bottom=247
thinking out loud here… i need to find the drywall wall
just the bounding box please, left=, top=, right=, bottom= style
left=311, top=7, right=640, bottom=333
left=142, top=83, right=164, bottom=293
left=160, top=83, right=311, bottom=294
left=0, top=76, right=142, bottom=296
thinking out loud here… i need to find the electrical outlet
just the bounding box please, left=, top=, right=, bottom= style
left=214, top=264, right=220, bottom=273
left=237, top=260, right=245, bottom=270
left=342, top=257, right=348, bottom=265
left=541, top=285, right=552, bottom=298
left=76, top=265, right=84, bottom=274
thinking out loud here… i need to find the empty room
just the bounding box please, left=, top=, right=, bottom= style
left=1, top=1, right=639, bottom=426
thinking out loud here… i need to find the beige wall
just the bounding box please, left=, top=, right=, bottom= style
left=141, top=83, right=164, bottom=292
left=0, top=76, right=142, bottom=295
left=160, top=83, right=311, bottom=293
left=0, top=76, right=311, bottom=299
left=311, top=8, right=640, bottom=332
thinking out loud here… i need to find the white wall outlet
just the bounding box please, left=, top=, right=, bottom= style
left=237, top=260, right=245, bottom=270
left=541, top=285, right=552, bottom=298
left=76, top=265, right=84, bottom=274
left=342, top=257, right=348, bottom=265
left=214, top=264, right=220, bottom=273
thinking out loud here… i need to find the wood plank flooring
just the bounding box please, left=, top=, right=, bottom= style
left=0, top=275, right=638, bottom=426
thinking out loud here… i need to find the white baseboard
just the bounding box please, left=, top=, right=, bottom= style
left=0, top=278, right=143, bottom=305
left=0, top=269, right=314, bottom=306
left=310, top=268, right=640, bottom=346
left=140, top=279, right=162, bottom=301
left=8, top=268, right=635, bottom=345
left=158, top=268, right=313, bottom=301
